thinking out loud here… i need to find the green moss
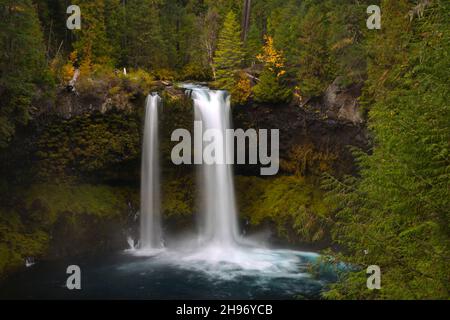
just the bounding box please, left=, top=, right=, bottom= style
left=24, top=184, right=136, bottom=222
left=0, top=208, right=50, bottom=276
left=236, top=175, right=330, bottom=242
left=157, top=172, right=331, bottom=243
left=36, top=111, right=140, bottom=181
left=0, top=183, right=137, bottom=278
left=162, top=174, right=195, bottom=218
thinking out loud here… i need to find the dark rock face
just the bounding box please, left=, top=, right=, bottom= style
left=233, top=82, right=368, bottom=176
left=52, top=87, right=136, bottom=119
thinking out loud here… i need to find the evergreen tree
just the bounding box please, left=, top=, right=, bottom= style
left=160, top=0, right=185, bottom=69
left=104, top=0, right=125, bottom=66
left=244, top=21, right=262, bottom=66
left=205, top=0, right=242, bottom=20
left=124, top=0, right=168, bottom=70
left=71, top=0, right=112, bottom=65
left=327, top=1, right=368, bottom=86
left=213, top=10, right=244, bottom=90
left=323, top=0, right=450, bottom=299
left=297, top=4, right=335, bottom=98
left=252, top=36, right=291, bottom=103
left=267, top=0, right=302, bottom=77
left=34, top=0, right=69, bottom=59
left=0, top=0, right=52, bottom=148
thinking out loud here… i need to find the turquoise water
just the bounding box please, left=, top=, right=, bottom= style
left=0, top=248, right=337, bottom=300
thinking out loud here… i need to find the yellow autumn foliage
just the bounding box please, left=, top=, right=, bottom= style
left=256, top=35, right=286, bottom=78
left=231, top=74, right=252, bottom=105
left=61, top=64, right=75, bottom=82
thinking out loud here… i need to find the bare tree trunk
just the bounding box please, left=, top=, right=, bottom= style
left=46, top=19, right=53, bottom=62
left=205, top=40, right=216, bottom=80
left=241, top=0, right=252, bottom=42
left=203, top=9, right=220, bottom=80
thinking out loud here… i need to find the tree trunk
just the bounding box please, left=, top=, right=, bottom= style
left=241, top=0, right=251, bottom=42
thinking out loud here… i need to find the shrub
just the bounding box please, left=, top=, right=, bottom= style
left=231, top=73, right=252, bottom=105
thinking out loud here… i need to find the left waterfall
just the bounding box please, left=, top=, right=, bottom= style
left=140, top=93, right=162, bottom=249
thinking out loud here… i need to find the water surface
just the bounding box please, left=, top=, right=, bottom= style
left=0, top=247, right=336, bottom=300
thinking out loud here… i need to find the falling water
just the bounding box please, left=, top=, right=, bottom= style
left=191, top=88, right=239, bottom=247
left=140, top=93, right=162, bottom=249
left=3, top=87, right=334, bottom=299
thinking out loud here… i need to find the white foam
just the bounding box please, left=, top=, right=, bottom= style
left=125, top=243, right=319, bottom=281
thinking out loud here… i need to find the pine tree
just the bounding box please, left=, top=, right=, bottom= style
left=0, top=0, right=52, bottom=148
left=244, top=21, right=262, bottom=66
left=323, top=0, right=450, bottom=299
left=267, top=0, right=302, bottom=76
left=71, top=0, right=112, bottom=65
left=297, top=4, right=335, bottom=98
left=252, top=36, right=291, bottom=104
left=124, top=0, right=168, bottom=70
left=213, top=10, right=244, bottom=90
left=104, top=0, right=125, bottom=66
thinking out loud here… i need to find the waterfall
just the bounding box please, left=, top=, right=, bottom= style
left=140, top=93, right=162, bottom=249
left=191, top=88, right=239, bottom=247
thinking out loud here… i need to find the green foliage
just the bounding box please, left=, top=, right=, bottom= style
left=181, top=63, right=212, bottom=81
left=244, top=21, right=262, bottom=65
left=266, top=0, right=302, bottom=76
left=260, top=0, right=370, bottom=98
left=124, top=68, right=155, bottom=92
left=152, top=68, right=178, bottom=81
left=280, top=143, right=339, bottom=177
left=323, top=0, right=450, bottom=299
left=104, top=0, right=126, bottom=64
left=1, top=0, right=448, bottom=301
left=0, top=183, right=135, bottom=277
left=24, top=184, right=134, bottom=220
left=230, top=72, right=252, bottom=105
left=0, top=0, right=53, bottom=149
left=297, top=4, right=336, bottom=98
left=327, top=1, right=368, bottom=86
left=252, top=35, right=292, bottom=103
left=162, top=174, right=195, bottom=217
left=35, top=112, right=140, bottom=181
left=123, top=0, right=168, bottom=69
left=253, top=68, right=292, bottom=104
left=236, top=175, right=330, bottom=243
left=0, top=208, right=49, bottom=276
left=213, top=11, right=244, bottom=91
left=71, top=0, right=113, bottom=65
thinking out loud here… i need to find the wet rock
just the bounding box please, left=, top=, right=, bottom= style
left=322, top=78, right=363, bottom=125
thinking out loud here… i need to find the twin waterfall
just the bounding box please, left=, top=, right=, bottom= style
left=192, top=89, right=239, bottom=247
left=139, top=87, right=239, bottom=250
left=140, top=94, right=162, bottom=249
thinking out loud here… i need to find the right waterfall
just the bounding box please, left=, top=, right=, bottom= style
left=191, top=87, right=240, bottom=247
